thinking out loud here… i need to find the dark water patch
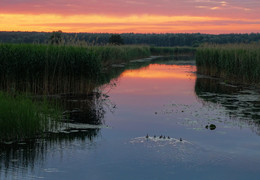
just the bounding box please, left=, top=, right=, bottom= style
left=0, top=128, right=100, bottom=179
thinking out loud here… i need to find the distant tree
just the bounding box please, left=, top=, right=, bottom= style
left=49, top=30, right=63, bottom=45
left=1, top=31, right=260, bottom=46
left=109, top=34, right=124, bottom=45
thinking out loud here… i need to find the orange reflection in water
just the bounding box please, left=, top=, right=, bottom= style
left=121, top=64, right=196, bottom=79
left=110, top=64, right=197, bottom=106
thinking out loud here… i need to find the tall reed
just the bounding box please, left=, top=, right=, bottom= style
left=150, top=46, right=196, bottom=56
left=0, top=92, right=61, bottom=142
left=196, top=43, right=260, bottom=83
left=0, top=44, right=152, bottom=142
left=0, top=44, right=151, bottom=94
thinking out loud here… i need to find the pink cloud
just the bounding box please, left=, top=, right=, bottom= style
left=0, top=0, right=259, bottom=19
left=0, top=0, right=260, bottom=33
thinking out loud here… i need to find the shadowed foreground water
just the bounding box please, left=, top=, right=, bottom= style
left=1, top=59, right=260, bottom=179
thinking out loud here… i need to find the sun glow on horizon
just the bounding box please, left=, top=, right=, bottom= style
left=0, top=13, right=260, bottom=33
left=0, top=0, right=260, bottom=33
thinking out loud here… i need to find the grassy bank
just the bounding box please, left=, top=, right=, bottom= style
left=196, top=43, right=260, bottom=83
left=0, top=92, right=61, bottom=142
left=150, top=46, right=196, bottom=56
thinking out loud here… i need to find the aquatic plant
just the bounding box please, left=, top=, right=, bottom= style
left=0, top=92, right=61, bottom=142
left=196, top=43, right=260, bottom=83
left=150, top=46, right=196, bottom=56
left=0, top=43, right=151, bottom=94
left=0, top=43, right=150, bottom=73
left=195, top=77, right=260, bottom=134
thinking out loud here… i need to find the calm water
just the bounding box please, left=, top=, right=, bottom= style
left=1, top=59, right=260, bottom=179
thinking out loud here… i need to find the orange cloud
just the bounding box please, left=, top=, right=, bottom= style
left=0, top=0, right=260, bottom=33
left=1, top=13, right=260, bottom=33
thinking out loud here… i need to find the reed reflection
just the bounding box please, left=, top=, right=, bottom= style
left=0, top=129, right=100, bottom=179
left=195, top=76, right=260, bottom=135
left=0, top=56, right=196, bottom=176
left=0, top=66, right=123, bottom=175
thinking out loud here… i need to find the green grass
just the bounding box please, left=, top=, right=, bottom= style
left=196, top=43, right=260, bottom=83
left=0, top=92, right=61, bottom=142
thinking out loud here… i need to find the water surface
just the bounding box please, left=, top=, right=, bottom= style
left=1, top=59, right=260, bottom=179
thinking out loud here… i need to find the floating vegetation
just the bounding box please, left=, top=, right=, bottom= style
left=195, top=77, right=260, bottom=135
left=159, top=100, right=248, bottom=132
left=156, top=73, right=260, bottom=135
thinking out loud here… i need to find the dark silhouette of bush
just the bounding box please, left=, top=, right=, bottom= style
left=109, top=34, right=124, bottom=45
left=49, top=30, right=63, bottom=45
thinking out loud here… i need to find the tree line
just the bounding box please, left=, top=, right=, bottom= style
left=0, top=31, right=260, bottom=46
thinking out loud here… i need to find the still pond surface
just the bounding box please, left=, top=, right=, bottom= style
left=1, top=59, right=260, bottom=179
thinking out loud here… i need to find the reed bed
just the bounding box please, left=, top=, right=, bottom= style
left=0, top=44, right=151, bottom=142
left=0, top=44, right=150, bottom=94
left=0, top=44, right=150, bottom=78
left=0, top=44, right=99, bottom=80
left=150, top=46, right=196, bottom=56
left=94, top=45, right=151, bottom=66
left=0, top=92, right=61, bottom=142
left=196, top=43, right=260, bottom=83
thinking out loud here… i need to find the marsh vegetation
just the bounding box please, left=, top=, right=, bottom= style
left=0, top=43, right=178, bottom=143
left=0, top=92, right=61, bottom=142
left=0, top=43, right=151, bottom=142
left=1, top=40, right=260, bottom=144
left=0, top=55, right=260, bottom=179
left=150, top=46, right=196, bottom=56
left=196, top=43, right=260, bottom=83
left=0, top=43, right=151, bottom=79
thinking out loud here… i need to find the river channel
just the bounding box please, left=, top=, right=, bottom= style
left=1, top=58, right=260, bottom=179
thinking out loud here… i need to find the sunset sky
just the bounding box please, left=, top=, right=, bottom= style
left=0, top=0, right=260, bottom=34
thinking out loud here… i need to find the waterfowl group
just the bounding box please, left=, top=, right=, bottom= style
left=145, top=134, right=183, bottom=141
